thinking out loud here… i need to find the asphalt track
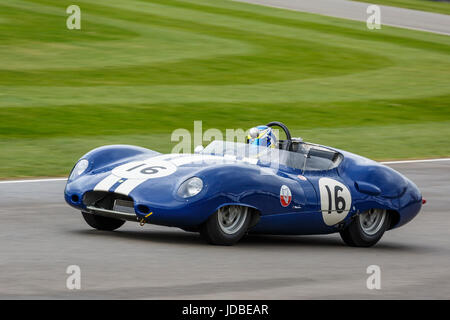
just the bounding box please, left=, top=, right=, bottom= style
left=0, top=160, right=449, bottom=299
left=234, top=0, right=450, bottom=35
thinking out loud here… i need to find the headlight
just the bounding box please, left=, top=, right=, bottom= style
left=69, top=159, right=89, bottom=180
left=177, top=177, right=203, bottom=198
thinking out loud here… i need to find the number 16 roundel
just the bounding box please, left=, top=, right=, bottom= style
left=318, top=178, right=352, bottom=226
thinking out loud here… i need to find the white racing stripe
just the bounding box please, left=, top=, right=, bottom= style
left=170, top=154, right=227, bottom=166
left=113, top=179, right=148, bottom=196
left=93, top=174, right=122, bottom=192
left=1, top=158, right=449, bottom=185
left=92, top=154, right=177, bottom=194
left=170, top=154, right=259, bottom=166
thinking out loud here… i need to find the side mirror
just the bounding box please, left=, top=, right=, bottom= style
left=194, top=145, right=204, bottom=154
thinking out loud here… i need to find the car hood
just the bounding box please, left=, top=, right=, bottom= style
left=88, top=153, right=264, bottom=200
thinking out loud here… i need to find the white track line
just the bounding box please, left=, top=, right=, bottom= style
left=0, top=178, right=67, bottom=184
left=380, top=158, right=450, bottom=165
left=0, top=158, right=449, bottom=184
left=233, top=0, right=450, bottom=36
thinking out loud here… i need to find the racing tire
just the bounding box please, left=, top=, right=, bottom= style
left=81, top=211, right=126, bottom=231
left=340, top=209, right=390, bottom=247
left=200, top=206, right=251, bottom=246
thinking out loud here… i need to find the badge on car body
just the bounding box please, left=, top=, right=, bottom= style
left=280, top=185, right=292, bottom=207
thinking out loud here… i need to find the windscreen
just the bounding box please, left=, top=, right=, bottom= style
left=201, top=141, right=342, bottom=171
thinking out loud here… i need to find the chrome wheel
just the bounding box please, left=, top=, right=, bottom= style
left=359, top=209, right=387, bottom=236
left=218, top=206, right=248, bottom=235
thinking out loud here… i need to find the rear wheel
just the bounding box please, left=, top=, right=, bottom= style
left=81, top=211, right=126, bottom=231
left=340, top=209, right=390, bottom=247
left=200, top=206, right=251, bottom=245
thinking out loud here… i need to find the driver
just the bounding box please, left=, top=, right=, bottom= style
left=247, top=125, right=277, bottom=148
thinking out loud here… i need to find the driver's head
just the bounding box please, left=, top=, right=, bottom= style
left=247, top=125, right=277, bottom=148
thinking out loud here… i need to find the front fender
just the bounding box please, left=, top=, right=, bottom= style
left=68, top=145, right=159, bottom=182
left=83, top=145, right=159, bottom=171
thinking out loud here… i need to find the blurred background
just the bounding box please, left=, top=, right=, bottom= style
left=0, top=0, right=449, bottom=178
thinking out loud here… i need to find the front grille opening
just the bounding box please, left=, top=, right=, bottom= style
left=83, top=191, right=134, bottom=211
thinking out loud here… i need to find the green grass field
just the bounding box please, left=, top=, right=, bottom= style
left=353, top=0, right=450, bottom=15
left=0, top=0, right=449, bottom=178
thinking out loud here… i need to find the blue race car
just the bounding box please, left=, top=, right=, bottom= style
left=64, top=122, right=423, bottom=246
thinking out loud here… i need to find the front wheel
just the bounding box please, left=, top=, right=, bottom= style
left=200, top=206, right=251, bottom=245
left=81, top=211, right=126, bottom=231
left=340, top=209, right=390, bottom=247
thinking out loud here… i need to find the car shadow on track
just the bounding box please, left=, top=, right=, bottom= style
left=240, top=234, right=430, bottom=253
left=71, top=228, right=426, bottom=252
